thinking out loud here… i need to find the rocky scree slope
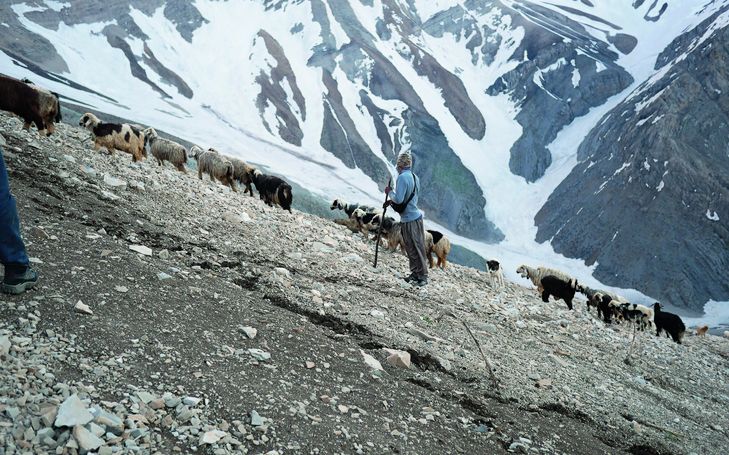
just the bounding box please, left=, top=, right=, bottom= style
left=1, top=115, right=729, bottom=454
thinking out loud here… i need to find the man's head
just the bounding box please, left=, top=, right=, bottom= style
left=396, top=151, right=412, bottom=173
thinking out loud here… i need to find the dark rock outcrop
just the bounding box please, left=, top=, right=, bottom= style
left=254, top=30, right=306, bottom=147
left=487, top=2, right=633, bottom=182
left=535, top=12, right=729, bottom=310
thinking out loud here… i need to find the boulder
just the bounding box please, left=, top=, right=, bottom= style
left=55, top=395, right=93, bottom=427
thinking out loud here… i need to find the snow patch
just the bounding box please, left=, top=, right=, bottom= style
left=705, top=210, right=720, bottom=221
left=571, top=66, right=581, bottom=88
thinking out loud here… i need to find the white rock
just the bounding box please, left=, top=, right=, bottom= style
left=250, top=410, right=264, bottom=426
left=73, top=301, right=93, bottom=315
left=273, top=267, right=291, bottom=279
left=136, top=391, right=156, bottom=404
left=248, top=348, right=271, bottom=361
left=201, top=430, right=227, bottom=444
left=99, top=190, right=120, bottom=201
left=183, top=396, right=202, bottom=407
left=384, top=349, right=411, bottom=369
left=0, top=133, right=5, bottom=146
left=157, top=272, right=173, bottom=281
left=370, top=309, right=385, bottom=318
left=114, top=285, right=128, bottom=293
left=54, top=395, right=93, bottom=427
left=0, top=336, right=10, bottom=356
left=341, top=253, right=364, bottom=263
left=723, top=331, right=729, bottom=340
left=129, top=244, right=153, bottom=256
left=73, top=424, right=103, bottom=451
left=103, top=175, right=127, bottom=188
left=311, top=242, right=334, bottom=253
left=360, top=350, right=383, bottom=371
left=63, top=154, right=76, bottom=163
left=158, top=249, right=170, bottom=259
left=241, top=326, right=257, bottom=339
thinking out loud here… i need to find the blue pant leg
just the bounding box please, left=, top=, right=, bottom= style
left=0, top=147, right=30, bottom=267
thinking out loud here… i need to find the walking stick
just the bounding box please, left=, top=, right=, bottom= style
left=373, top=177, right=392, bottom=268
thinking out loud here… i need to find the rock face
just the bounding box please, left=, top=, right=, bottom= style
left=485, top=2, right=633, bottom=182
left=536, top=9, right=729, bottom=310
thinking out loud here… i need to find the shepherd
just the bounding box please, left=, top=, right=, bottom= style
left=384, top=151, right=428, bottom=287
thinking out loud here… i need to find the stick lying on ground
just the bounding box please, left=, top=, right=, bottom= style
left=437, top=311, right=499, bottom=390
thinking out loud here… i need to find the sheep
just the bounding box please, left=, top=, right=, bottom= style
left=79, top=113, right=146, bottom=162
left=592, top=293, right=620, bottom=323
left=330, top=199, right=377, bottom=218
left=351, top=208, right=383, bottom=237
left=577, top=284, right=629, bottom=313
left=251, top=169, right=292, bottom=212
left=539, top=274, right=578, bottom=310
left=191, top=146, right=236, bottom=191
left=616, top=303, right=654, bottom=331
left=652, top=302, right=686, bottom=344
left=331, top=199, right=379, bottom=232
left=1, top=74, right=61, bottom=136
left=517, top=265, right=573, bottom=294
left=142, top=127, right=187, bottom=172
left=426, top=230, right=450, bottom=269
left=384, top=221, right=431, bottom=254
left=226, top=156, right=257, bottom=196
left=486, top=260, right=504, bottom=288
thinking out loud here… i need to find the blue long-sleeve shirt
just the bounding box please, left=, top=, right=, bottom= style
left=389, top=168, right=422, bottom=222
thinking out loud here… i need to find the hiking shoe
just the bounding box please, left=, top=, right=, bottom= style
left=413, top=277, right=428, bottom=287
left=2, top=267, right=38, bottom=295
left=403, top=273, right=416, bottom=283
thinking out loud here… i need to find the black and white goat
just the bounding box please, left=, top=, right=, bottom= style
left=332, top=199, right=378, bottom=232
left=652, top=302, right=686, bottom=344
left=616, top=303, right=654, bottom=331
left=330, top=199, right=376, bottom=218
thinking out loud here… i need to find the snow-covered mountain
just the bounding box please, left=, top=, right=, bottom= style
left=1, top=0, right=728, bottom=320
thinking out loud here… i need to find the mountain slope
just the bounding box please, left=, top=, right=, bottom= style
left=0, top=0, right=728, bottom=313
left=536, top=4, right=729, bottom=308
left=2, top=113, right=729, bottom=454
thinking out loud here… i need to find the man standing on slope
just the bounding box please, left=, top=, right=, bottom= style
left=385, top=151, right=428, bottom=287
left=0, top=145, right=38, bottom=294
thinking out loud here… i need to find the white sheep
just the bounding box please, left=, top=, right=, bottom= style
left=191, top=146, right=236, bottom=192
left=142, top=127, right=188, bottom=173
left=516, top=265, right=573, bottom=293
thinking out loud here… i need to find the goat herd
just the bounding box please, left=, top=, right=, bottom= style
left=0, top=74, right=704, bottom=345
left=516, top=265, right=693, bottom=344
